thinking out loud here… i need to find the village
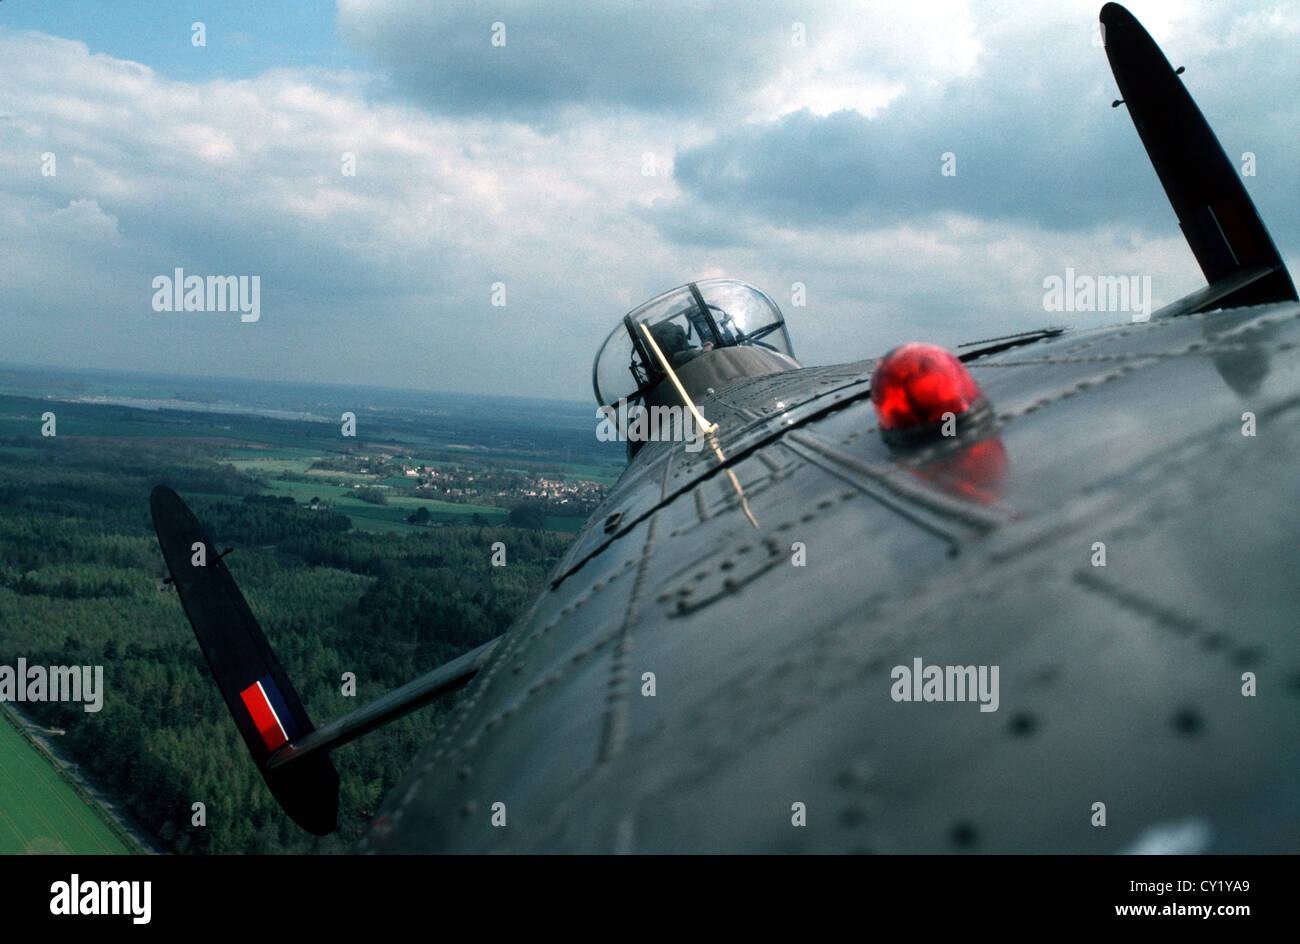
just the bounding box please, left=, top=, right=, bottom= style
left=305, top=453, right=608, bottom=515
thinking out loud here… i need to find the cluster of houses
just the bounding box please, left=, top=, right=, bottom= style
left=318, top=456, right=605, bottom=511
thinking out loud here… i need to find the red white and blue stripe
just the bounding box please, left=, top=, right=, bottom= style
left=239, top=674, right=299, bottom=751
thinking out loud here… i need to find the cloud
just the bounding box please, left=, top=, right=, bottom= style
left=0, top=28, right=700, bottom=397
left=0, top=2, right=1295, bottom=402
left=335, top=0, right=984, bottom=123
left=660, top=1, right=1300, bottom=240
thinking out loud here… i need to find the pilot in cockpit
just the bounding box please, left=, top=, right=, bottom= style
left=648, top=320, right=713, bottom=370
left=592, top=280, right=799, bottom=417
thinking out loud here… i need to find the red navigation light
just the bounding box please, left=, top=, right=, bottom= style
left=870, top=342, right=988, bottom=444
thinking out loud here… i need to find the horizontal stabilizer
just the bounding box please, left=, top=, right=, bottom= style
left=1149, top=265, right=1280, bottom=320
left=267, top=636, right=500, bottom=770
left=1102, top=3, right=1297, bottom=310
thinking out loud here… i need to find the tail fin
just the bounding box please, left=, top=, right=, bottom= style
left=150, top=485, right=339, bottom=834
left=1101, top=2, right=1297, bottom=310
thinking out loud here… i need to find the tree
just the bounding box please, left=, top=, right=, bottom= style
left=407, top=506, right=431, bottom=525
left=507, top=503, right=546, bottom=530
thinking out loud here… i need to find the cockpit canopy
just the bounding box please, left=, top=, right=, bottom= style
left=592, top=279, right=795, bottom=408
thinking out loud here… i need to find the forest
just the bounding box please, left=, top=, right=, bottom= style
left=0, top=434, right=571, bottom=853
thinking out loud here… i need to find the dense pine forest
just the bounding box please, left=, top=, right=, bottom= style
left=0, top=435, right=570, bottom=853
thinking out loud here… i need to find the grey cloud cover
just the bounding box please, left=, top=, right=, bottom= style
left=338, top=0, right=820, bottom=119
left=1, top=2, right=1296, bottom=400
left=663, top=5, right=1300, bottom=241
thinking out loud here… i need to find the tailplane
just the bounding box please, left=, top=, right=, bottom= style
left=150, top=485, right=497, bottom=834
left=1101, top=3, right=1296, bottom=312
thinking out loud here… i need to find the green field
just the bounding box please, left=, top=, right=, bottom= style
left=260, top=478, right=503, bottom=517
left=0, top=710, right=132, bottom=855
left=226, top=457, right=326, bottom=475
left=277, top=481, right=589, bottom=533
left=220, top=446, right=327, bottom=460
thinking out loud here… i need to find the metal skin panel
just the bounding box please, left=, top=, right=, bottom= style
left=358, top=302, right=1300, bottom=852
left=558, top=362, right=875, bottom=581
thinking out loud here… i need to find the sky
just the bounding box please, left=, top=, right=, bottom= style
left=1, top=0, right=1297, bottom=402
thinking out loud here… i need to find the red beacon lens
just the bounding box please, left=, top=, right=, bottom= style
left=870, top=342, right=989, bottom=444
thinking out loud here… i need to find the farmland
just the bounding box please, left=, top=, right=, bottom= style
left=0, top=708, right=133, bottom=855
left=0, top=363, right=624, bottom=853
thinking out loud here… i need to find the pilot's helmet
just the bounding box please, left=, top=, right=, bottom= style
left=647, top=320, right=689, bottom=357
